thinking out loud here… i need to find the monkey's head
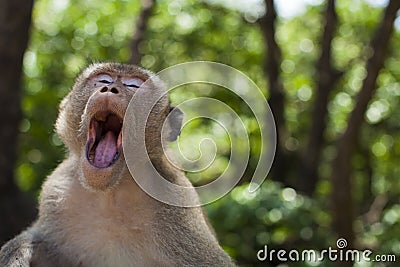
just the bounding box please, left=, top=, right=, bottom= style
left=56, top=63, right=182, bottom=191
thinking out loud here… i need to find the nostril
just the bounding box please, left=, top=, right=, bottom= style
left=100, top=87, right=108, bottom=93
left=110, top=87, right=119, bottom=94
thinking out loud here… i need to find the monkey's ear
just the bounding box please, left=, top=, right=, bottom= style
left=167, top=107, right=184, bottom=141
left=55, top=94, right=71, bottom=139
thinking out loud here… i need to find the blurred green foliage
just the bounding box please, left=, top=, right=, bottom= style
left=17, top=0, right=400, bottom=266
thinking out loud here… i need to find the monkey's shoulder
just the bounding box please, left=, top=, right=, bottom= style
left=0, top=228, right=73, bottom=267
left=0, top=230, right=38, bottom=267
left=0, top=234, right=32, bottom=267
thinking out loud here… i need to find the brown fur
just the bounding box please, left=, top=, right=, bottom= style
left=0, top=63, right=234, bottom=266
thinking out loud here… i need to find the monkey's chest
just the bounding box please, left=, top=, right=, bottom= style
left=56, top=205, right=156, bottom=266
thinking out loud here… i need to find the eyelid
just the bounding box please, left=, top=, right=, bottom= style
left=96, top=75, right=113, bottom=84
left=122, top=78, right=144, bottom=89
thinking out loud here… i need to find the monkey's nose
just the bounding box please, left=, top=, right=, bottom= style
left=99, top=87, right=120, bottom=94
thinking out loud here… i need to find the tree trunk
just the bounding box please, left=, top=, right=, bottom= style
left=129, top=0, right=155, bottom=65
left=0, top=0, right=36, bottom=245
left=300, top=0, right=342, bottom=195
left=259, top=0, right=289, bottom=184
left=331, top=2, right=400, bottom=266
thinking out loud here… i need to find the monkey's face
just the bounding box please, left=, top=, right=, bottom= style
left=81, top=71, right=145, bottom=190
left=56, top=63, right=178, bottom=191
left=83, top=71, right=148, bottom=163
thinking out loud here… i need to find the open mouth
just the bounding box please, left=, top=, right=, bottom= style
left=86, top=111, right=123, bottom=168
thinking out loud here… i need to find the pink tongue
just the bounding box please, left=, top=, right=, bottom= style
left=94, top=131, right=117, bottom=168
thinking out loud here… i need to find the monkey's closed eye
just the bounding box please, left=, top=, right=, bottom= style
left=96, top=74, right=113, bottom=84
left=122, top=78, right=143, bottom=89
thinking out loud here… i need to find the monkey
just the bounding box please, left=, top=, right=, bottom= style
left=0, top=62, right=234, bottom=267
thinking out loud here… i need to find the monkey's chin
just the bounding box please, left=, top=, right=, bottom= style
left=81, top=154, right=125, bottom=191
